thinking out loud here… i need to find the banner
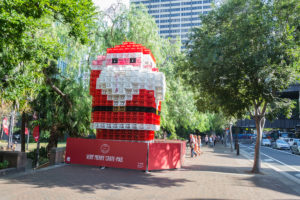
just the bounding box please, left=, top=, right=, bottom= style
left=33, top=126, right=39, bottom=142
left=2, top=117, right=9, bottom=136
left=65, top=138, right=148, bottom=170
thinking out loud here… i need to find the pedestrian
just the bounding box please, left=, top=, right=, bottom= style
left=197, top=135, right=202, bottom=154
left=221, top=136, right=224, bottom=144
left=205, top=135, right=208, bottom=145
left=190, top=134, right=197, bottom=157
left=209, top=136, right=213, bottom=147
left=214, top=136, right=216, bottom=146
left=194, top=135, right=200, bottom=156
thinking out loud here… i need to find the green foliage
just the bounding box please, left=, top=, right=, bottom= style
left=168, top=132, right=178, bottom=140
left=180, top=0, right=299, bottom=120
left=207, top=113, right=227, bottom=134
left=27, top=146, right=48, bottom=167
left=0, top=160, right=9, bottom=169
left=31, top=77, right=92, bottom=139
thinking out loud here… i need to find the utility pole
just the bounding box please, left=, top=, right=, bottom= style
left=229, top=123, right=233, bottom=152
left=26, top=130, right=29, bottom=151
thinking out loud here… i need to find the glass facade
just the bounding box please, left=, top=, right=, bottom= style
left=130, top=0, right=213, bottom=47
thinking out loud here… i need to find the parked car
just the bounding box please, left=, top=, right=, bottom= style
left=291, top=141, right=300, bottom=155
left=286, top=138, right=300, bottom=147
left=261, top=138, right=271, bottom=146
left=272, top=139, right=290, bottom=150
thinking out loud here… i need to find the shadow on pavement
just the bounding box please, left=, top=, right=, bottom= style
left=237, top=175, right=300, bottom=197
left=181, top=199, right=233, bottom=200
left=181, top=164, right=250, bottom=175
left=196, top=144, right=300, bottom=197
left=1, top=164, right=191, bottom=193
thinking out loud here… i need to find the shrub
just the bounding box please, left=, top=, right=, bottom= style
left=0, top=160, right=9, bottom=169
left=27, top=147, right=49, bottom=167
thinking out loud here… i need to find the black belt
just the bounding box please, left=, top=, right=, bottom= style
left=92, top=106, right=161, bottom=115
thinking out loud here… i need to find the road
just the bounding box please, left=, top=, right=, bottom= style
left=240, top=142, right=300, bottom=183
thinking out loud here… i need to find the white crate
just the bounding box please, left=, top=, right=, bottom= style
left=113, top=101, right=119, bottom=106
left=125, top=123, right=130, bottom=129
left=145, top=124, right=152, bottom=130
left=119, top=95, right=126, bottom=100
left=106, top=82, right=112, bottom=88
left=107, top=88, right=112, bottom=94
left=118, top=124, right=124, bottom=129
left=133, top=89, right=139, bottom=94
left=125, top=95, right=132, bottom=101
left=131, top=123, right=137, bottom=129
left=106, top=123, right=111, bottom=129
left=137, top=124, right=144, bottom=130
left=112, top=123, right=118, bottom=129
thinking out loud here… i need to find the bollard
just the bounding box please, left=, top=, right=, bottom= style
left=236, top=143, right=240, bottom=155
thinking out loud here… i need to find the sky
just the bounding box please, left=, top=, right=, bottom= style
left=93, top=0, right=130, bottom=10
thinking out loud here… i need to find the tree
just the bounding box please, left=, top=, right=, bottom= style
left=179, top=0, right=299, bottom=173
left=0, top=0, right=96, bottom=151
left=31, top=64, right=92, bottom=151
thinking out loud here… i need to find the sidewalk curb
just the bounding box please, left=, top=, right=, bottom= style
left=0, top=163, right=68, bottom=179
left=240, top=148, right=300, bottom=185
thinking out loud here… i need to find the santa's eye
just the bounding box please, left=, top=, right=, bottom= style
left=112, top=58, right=118, bottom=63
left=130, top=58, right=136, bottom=63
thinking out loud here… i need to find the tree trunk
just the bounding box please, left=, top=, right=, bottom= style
left=0, top=118, right=3, bottom=140
left=7, top=108, right=16, bottom=149
left=47, top=125, right=59, bottom=154
left=251, top=116, right=263, bottom=173
left=21, top=112, right=26, bottom=152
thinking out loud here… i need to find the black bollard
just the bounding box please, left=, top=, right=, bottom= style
left=236, top=143, right=240, bottom=155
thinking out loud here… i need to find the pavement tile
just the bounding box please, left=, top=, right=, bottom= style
left=0, top=143, right=299, bottom=200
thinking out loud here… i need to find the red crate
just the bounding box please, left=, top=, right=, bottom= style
left=139, top=89, right=146, bottom=95
left=96, top=89, right=102, bottom=95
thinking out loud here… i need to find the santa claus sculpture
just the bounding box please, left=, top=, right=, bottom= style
left=90, top=42, right=165, bottom=141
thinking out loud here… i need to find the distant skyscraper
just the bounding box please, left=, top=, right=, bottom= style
left=130, top=0, right=213, bottom=46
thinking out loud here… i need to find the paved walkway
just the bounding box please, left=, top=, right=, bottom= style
left=0, top=143, right=300, bottom=200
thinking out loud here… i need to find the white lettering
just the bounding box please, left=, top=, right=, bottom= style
left=137, top=162, right=144, bottom=168
left=94, top=155, right=105, bottom=161
left=116, top=157, right=124, bottom=163
left=105, top=156, right=115, bottom=162
left=86, top=154, right=94, bottom=160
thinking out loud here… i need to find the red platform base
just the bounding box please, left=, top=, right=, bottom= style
left=65, top=138, right=186, bottom=171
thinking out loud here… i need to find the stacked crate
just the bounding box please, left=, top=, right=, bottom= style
left=90, top=42, right=165, bottom=141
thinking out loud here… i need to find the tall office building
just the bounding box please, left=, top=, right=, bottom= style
left=130, top=0, right=213, bottom=45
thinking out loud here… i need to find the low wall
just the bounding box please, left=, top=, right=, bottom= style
left=148, top=140, right=186, bottom=170
left=50, top=147, right=66, bottom=166
left=0, top=151, right=27, bottom=170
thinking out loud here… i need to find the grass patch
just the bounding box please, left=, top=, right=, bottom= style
left=0, top=140, right=66, bottom=152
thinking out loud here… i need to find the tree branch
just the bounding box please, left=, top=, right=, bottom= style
left=247, top=107, right=254, bottom=118
left=261, top=101, right=267, bottom=116
left=45, top=77, right=72, bottom=109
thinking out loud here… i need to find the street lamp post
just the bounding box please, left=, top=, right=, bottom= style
left=229, top=123, right=233, bottom=152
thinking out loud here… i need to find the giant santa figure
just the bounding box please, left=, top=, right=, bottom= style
left=90, top=42, right=166, bottom=141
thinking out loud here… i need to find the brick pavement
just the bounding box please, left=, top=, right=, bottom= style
left=0, top=143, right=299, bottom=200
